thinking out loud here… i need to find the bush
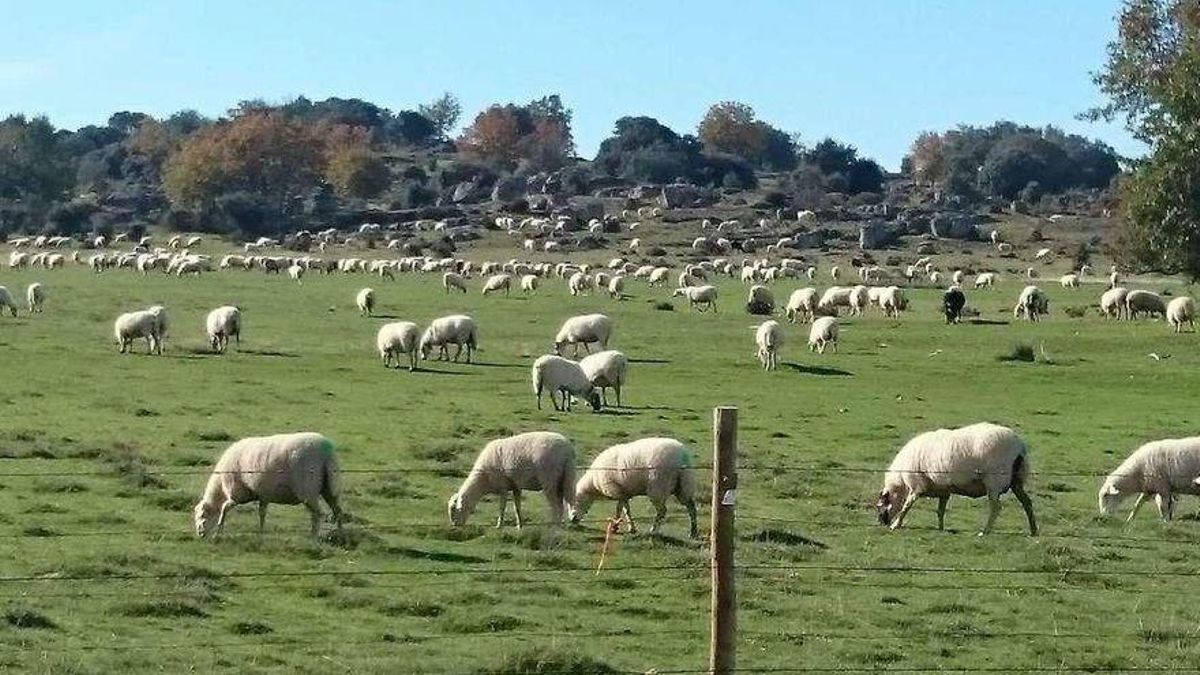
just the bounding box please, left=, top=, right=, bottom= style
left=1062, top=305, right=1088, bottom=318
left=999, top=343, right=1036, bottom=362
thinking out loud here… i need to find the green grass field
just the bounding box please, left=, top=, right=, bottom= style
left=0, top=248, right=1199, bottom=674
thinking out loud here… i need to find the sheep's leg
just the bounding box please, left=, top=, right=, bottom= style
left=615, top=383, right=622, bottom=407
left=495, top=492, right=508, bottom=528
left=682, top=499, right=698, bottom=538
left=1155, top=492, right=1174, bottom=521
left=890, top=493, right=919, bottom=530
left=216, top=499, right=237, bottom=538
left=512, top=490, right=523, bottom=529
left=936, top=496, right=949, bottom=530
left=452, top=344, right=463, bottom=362
left=1011, top=483, right=1038, bottom=535
left=979, top=494, right=1002, bottom=535
left=622, top=500, right=637, bottom=533
left=305, top=500, right=322, bottom=539
left=257, top=501, right=269, bottom=534
left=1126, top=493, right=1148, bottom=522
left=650, top=499, right=667, bottom=534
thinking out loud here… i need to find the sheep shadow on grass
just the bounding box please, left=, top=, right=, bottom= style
left=783, top=363, right=853, bottom=377
left=238, top=348, right=301, bottom=358
left=969, top=319, right=1010, bottom=326
left=597, top=408, right=638, bottom=417
left=628, top=357, right=670, bottom=364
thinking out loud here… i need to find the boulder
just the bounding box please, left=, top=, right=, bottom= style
left=451, top=181, right=487, bottom=204
left=490, top=175, right=527, bottom=203
left=660, top=183, right=715, bottom=209
left=930, top=212, right=979, bottom=240
left=858, top=222, right=898, bottom=250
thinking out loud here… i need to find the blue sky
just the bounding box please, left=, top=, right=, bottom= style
left=0, top=1, right=1140, bottom=170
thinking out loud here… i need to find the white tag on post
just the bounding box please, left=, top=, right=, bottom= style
left=722, top=489, right=737, bottom=505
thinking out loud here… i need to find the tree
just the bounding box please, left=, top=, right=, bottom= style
left=388, top=110, right=437, bottom=146
left=798, top=139, right=883, bottom=194
left=324, top=125, right=390, bottom=199
left=977, top=135, right=1070, bottom=199
left=419, top=92, right=462, bottom=140
left=907, top=131, right=946, bottom=184
left=458, top=105, right=525, bottom=166
left=163, top=112, right=324, bottom=212
left=107, top=111, right=152, bottom=136
left=697, top=101, right=796, bottom=170
left=457, top=96, right=574, bottom=169
left=0, top=115, right=72, bottom=203
left=1091, top=0, right=1200, bottom=276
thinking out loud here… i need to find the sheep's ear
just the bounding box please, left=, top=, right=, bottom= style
left=1104, top=485, right=1120, bottom=496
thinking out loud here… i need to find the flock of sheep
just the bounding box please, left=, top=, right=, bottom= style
left=2, top=220, right=1198, bottom=542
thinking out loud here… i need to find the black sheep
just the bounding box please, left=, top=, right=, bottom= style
left=943, top=287, right=966, bottom=324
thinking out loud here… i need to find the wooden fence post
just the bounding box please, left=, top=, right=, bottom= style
left=710, top=406, right=738, bottom=674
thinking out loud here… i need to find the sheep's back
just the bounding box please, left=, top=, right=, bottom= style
left=215, top=432, right=333, bottom=504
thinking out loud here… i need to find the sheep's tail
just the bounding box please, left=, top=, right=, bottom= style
left=320, top=438, right=342, bottom=520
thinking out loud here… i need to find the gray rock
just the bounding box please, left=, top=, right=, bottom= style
left=930, top=212, right=979, bottom=240
left=490, top=175, right=527, bottom=203
left=660, top=183, right=714, bottom=209
left=859, top=222, right=898, bottom=250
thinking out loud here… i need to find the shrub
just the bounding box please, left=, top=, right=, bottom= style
left=1062, top=305, right=1088, bottom=318
left=999, top=343, right=1036, bottom=362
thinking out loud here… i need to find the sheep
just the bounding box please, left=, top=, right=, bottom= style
left=114, top=309, right=163, bottom=354
left=1108, top=270, right=1120, bottom=288
left=442, top=272, right=468, bottom=294
left=1125, top=290, right=1166, bottom=319
left=571, top=437, right=698, bottom=537
left=0, top=287, right=17, bottom=317
left=1060, top=273, right=1080, bottom=289
left=1167, top=297, right=1195, bottom=333
left=481, top=273, right=512, bottom=296
left=1098, top=437, right=1200, bottom=522
left=746, top=285, right=775, bottom=315
left=785, top=287, right=818, bottom=323
left=608, top=275, right=625, bottom=300
left=808, top=316, right=839, bottom=354
left=672, top=284, right=718, bottom=312
left=376, top=321, right=421, bottom=371
left=531, top=355, right=600, bottom=412
left=830, top=265, right=841, bottom=281
left=755, top=320, right=783, bottom=370
left=205, top=306, right=241, bottom=353
left=1025, top=267, right=1039, bottom=280
left=288, top=263, right=304, bottom=282
left=974, top=272, right=996, bottom=289
left=520, top=274, right=539, bottom=293
left=448, top=432, right=576, bottom=528
left=553, top=314, right=612, bottom=357
left=193, top=432, right=343, bottom=539
left=1013, top=285, right=1048, bottom=321
left=951, top=270, right=964, bottom=285
left=875, top=422, right=1037, bottom=536
left=929, top=271, right=942, bottom=285
left=356, top=288, right=375, bottom=316
left=848, top=285, right=870, bottom=316
left=943, top=286, right=966, bottom=324
left=1100, top=287, right=1129, bottom=320
left=25, top=283, right=44, bottom=314
left=579, top=350, right=628, bottom=407
left=878, top=286, right=908, bottom=318
left=420, top=314, right=478, bottom=363
left=568, top=271, right=594, bottom=296
left=817, top=286, right=853, bottom=315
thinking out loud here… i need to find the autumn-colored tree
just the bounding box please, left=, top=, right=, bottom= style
left=907, top=131, right=946, bottom=184
left=458, top=105, right=527, bottom=166
left=127, top=119, right=174, bottom=165
left=698, top=101, right=765, bottom=158
left=458, top=96, right=574, bottom=169
left=163, top=112, right=324, bottom=210
left=321, top=123, right=390, bottom=199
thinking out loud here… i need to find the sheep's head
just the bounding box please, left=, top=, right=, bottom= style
left=551, top=342, right=563, bottom=356
left=447, top=493, right=471, bottom=527
left=193, top=501, right=217, bottom=538
left=586, top=390, right=602, bottom=412
left=418, top=338, right=433, bottom=360
left=1097, top=482, right=1124, bottom=516
left=875, top=487, right=905, bottom=526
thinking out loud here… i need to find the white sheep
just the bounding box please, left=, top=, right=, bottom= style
left=878, top=286, right=908, bottom=318
left=25, top=283, right=44, bottom=314
left=755, top=320, right=783, bottom=371
left=672, top=285, right=718, bottom=312
left=420, top=314, right=478, bottom=363
left=193, top=432, right=343, bottom=539
left=553, top=314, right=612, bottom=357
left=747, top=285, right=775, bottom=314
left=571, top=437, right=698, bottom=537
left=1167, top=297, right=1195, bottom=333
left=817, top=286, right=853, bottom=315
left=443, top=272, right=468, bottom=294
left=608, top=275, right=625, bottom=300
left=531, top=354, right=600, bottom=412
left=951, top=270, right=964, bottom=285
left=876, top=422, right=1037, bottom=536
left=481, top=273, right=512, bottom=296
left=448, top=432, right=576, bottom=528
left=973, top=272, right=996, bottom=289
left=1125, top=290, right=1166, bottom=319
left=848, top=285, right=870, bottom=316
left=1060, top=273, right=1080, bottom=289
left=114, top=309, right=163, bottom=354
left=520, top=274, right=539, bottom=293
left=1100, top=287, right=1129, bottom=320
left=579, top=350, right=628, bottom=408
left=356, top=288, right=376, bottom=316
left=376, top=321, right=421, bottom=371
left=1099, top=437, right=1200, bottom=522
left=0, top=286, right=17, bottom=317
left=568, top=271, right=593, bottom=296
left=647, top=267, right=671, bottom=287
left=1013, top=285, right=1049, bottom=321
left=288, top=263, right=304, bottom=282
left=205, top=306, right=241, bottom=353
left=808, top=316, right=839, bottom=354
left=785, top=287, right=818, bottom=323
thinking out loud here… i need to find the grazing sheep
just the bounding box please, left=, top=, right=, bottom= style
left=114, top=309, right=163, bottom=354
left=1125, top=290, right=1166, bottom=319
left=554, top=314, right=612, bottom=356
left=1100, top=287, right=1129, bottom=320
left=785, top=287, right=819, bottom=323
left=951, top=270, right=964, bottom=285
left=808, top=316, right=839, bottom=354
left=878, top=286, right=908, bottom=318
left=1060, top=273, right=1080, bottom=289
left=568, top=271, right=594, bottom=296
left=1108, top=270, right=1120, bottom=288
left=943, top=286, right=966, bottom=324
left=974, top=272, right=996, bottom=289
left=288, top=264, right=304, bottom=282
left=518, top=274, right=538, bottom=294
left=356, top=288, right=376, bottom=316
left=746, top=285, right=775, bottom=315
left=607, top=275, right=625, bottom=300
left=755, top=320, right=783, bottom=370
left=817, top=286, right=853, bottom=315
left=996, top=242, right=1014, bottom=255
left=579, top=350, right=628, bottom=407
left=25, top=283, right=44, bottom=314
left=0, top=287, right=17, bottom=317
left=443, top=272, right=468, bottom=294
left=929, top=271, right=943, bottom=285
left=420, top=314, right=478, bottom=363
left=448, top=432, right=576, bottom=528
left=673, top=285, right=719, bottom=312
left=193, top=432, right=343, bottom=539
left=572, top=437, right=698, bottom=537
left=376, top=321, right=421, bottom=371
left=1098, top=437, right=1200, bottom=522
left=1026, top=267, right=1039, bottom=280
left=531, top=355, right=600, bottom=412
left=1167, top=297, right=1195, bottom=333
left=848, top=285, right=871, bottom=316
left=876, top=422, right=1037, bottom=536
left=1013, top=285, right=1048, bottom=321
left=481, top=273, right=512, bottom=296
left=205, top=306, right=242, bottom=353
left=647, top=267, right=670, bottom=287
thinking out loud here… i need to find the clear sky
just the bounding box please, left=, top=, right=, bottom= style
left=0, top=1, right=1141, bottom=170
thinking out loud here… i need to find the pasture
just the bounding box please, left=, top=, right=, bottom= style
left=1, top=254, right=1199, bottom=673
